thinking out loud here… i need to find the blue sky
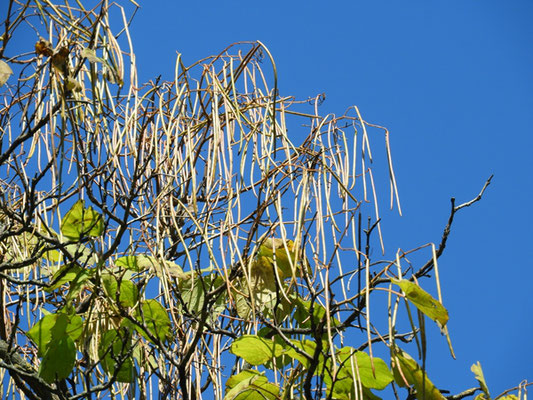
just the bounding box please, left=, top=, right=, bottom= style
left=129, top=1, right=533, bottom=396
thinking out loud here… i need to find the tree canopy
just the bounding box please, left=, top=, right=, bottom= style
left=0, top=1, right=527, bottom=399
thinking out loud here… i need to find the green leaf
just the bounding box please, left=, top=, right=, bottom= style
left=50, top=313, right=69, bottom=340
left=230, top=335, right=284, bottom=366
left=102, top=273, right=118, bottom=300
left=46, top=265, right=82, bottom=291
left=324, top=368, right=354, bottom=400
left=324, top=349, right=389, bottom=400
left=39, top=336, right=76, bottom=383
left=28, top=314, right=57, bottom=356
left=117, top=280, right=138, bottom=308
left=392, top=279, right=449, bottom=327
left=391, top=347, right=445, bottom=400
left=259, top=333, right=294, bottom=369
left=337, top=347, right=394, bottom=390
left=98, top=328, right=135, bottom=383
left=115, top=255, right=144, bottom=272
left=178, top=273, right=208, bottom=314
left=293, top=296, right=341, bottom=329
left=66, top=268, right=94, bottom=301
left=136, top=299, right=171, bottom=342
left=326, top=382, right=383, bottom=400
left=46, top=264, right=93, bottom=294
left=286, top=338, right=317, bottom=369
left=61, top=200, right=103, bottom=240
left=132, top=343, right=158, bottom=370
left=102, top=274, right=139, bottom=308
left=355, top=351, right=394, bottom=390
left=178, top=273, right=226, bottom=321
left=226, top=369, right=263, bottom=391
left=361, top=387, right=383, bottom=400
left=224, top=370, right=279, bottom=400
left=28, top=313, right=84, bottom=356
left=471, top=362, right=491, bottom=399
left=65, top=314, right=83, bottom=341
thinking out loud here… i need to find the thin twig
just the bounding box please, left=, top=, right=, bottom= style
left=415, top=175, right=493, bottom=278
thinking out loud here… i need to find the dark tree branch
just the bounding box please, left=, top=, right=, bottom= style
left=414, top=175, right=493, bottom=279
left=0, top=339, right=63, bottom=400
left=445, top=387, right=479, bottom=400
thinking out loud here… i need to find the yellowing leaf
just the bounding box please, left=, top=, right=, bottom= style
left=105, top=66, right=123, bottom=86
left=115, top=254, right=184, bottom=278
left=2, top=231, right=39, bottom=266
left=391, top=347, right=445, bottom=400
left=43, top=249, right=61, bottom=262
left=62, top=243, right=96, bottom=266
left=51, top=47, right=69, bottom=75
left=234, top=257, right=279, bottom=319
left=65, top=77, right=82, bottom=92
left=81, top=47, right=104, bottom=64
left=471, top=362, right=491, bottom=399
left=393, top=279, right=449, bottom=326
left=177, top=273, right=225, bottom=321
left=0, top=60, right=13, bottom=87
left=35, top=38, right=53, bottom=57
left=258, top=238, right=297, bottom=279
left=250, top=256, right=278, bottom=295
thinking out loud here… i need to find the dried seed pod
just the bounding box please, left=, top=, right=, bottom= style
left=35, top=38, right=53, bottom=57
left=52, top=46, right=70, bottom=75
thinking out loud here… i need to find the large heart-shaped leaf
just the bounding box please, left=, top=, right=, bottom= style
left=61, top=200, right=103, bottom=240
left=230, top=335, right=284, bottom=366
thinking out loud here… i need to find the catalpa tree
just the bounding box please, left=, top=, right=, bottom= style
left=0, top=1, right=525, bottom=399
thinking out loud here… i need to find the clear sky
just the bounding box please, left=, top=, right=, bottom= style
left=130, top=1, right=532, bottom=396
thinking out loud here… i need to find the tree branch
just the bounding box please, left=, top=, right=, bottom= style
left=445, top=387, right=479, bottom=400
left=414, top=175, right=493, bottom=278
left=0, top=339, right=62, bottom=400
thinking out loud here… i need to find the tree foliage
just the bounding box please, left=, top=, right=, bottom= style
left=0, top=1, right=527, bottom=399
